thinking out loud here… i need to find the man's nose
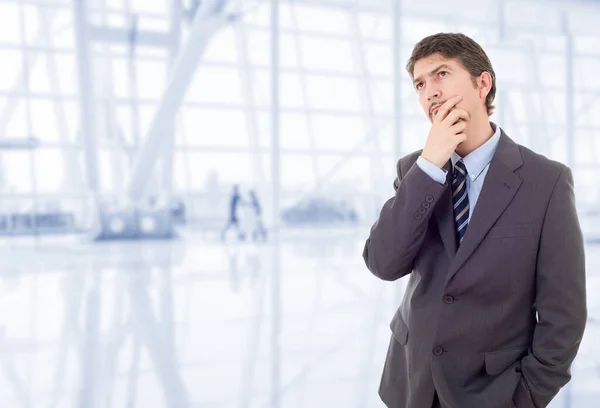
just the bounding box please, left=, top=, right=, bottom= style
left=427, top=88, right=441, bottom=101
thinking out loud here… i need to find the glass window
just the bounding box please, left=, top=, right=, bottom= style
left=135, top=59, right=167, bottom=100
left=182, top=107, right=249, bottom=147
left=0, top=3, right=21, bottom=43
left=573, top=167, right=600, bottom=205
left=311, top=114, right=366, bottom=151
left=574, top=131, right=599, bottom=166
left=576, top=93, right=600, bottom=127
left=98, top=149, right=130, bottom=193
left=138, top=103, right=158, bottom=140
left=55, top=54, right=77, bottom=95
left=318, top=154, right=372, bottom=191
left=173, top=151, right=191, bottom=191
left=244, top=29, right=270, bottom=67
left=369, top=119, right=393, bottom=154
left=489, top=47, right=528, bottom=87
left=400, top=119, right=429, bottom=155
left=114, top=104, right=136, bottom=145
left=364, top=44, right=392, bottom=77
left=186, top=152, right=255, bottom=187
left=304, top=74, right=361, bottom=112
left=204, top=28, right=239, bottom=64
left=281, top=153, right=317, bottom=187
left=505, top=2, right=561, bottom=32
left=29, top=52, right=52, bottom=94
left=105, top=0, right=126, bottom=10
left=299, top=36, right=355, bottom=74
left=256, top=111, right=271, bottom=149
left=358, top=14, right=391, bottom=41
left=252, top=71, right=306, bottom=109
left=535, top=53, right=565, bottom=89
left=370, top=79, right=393, bottom=116
left=3, top=97, right=28, bottom=138
left=187, top=66, right=245, bottom=105
left=576, top=57, right=600, bottom=91
left=1, top=151, right=33, bottom=194
left=52, top=9, right=75, bottom=49
left=292, top=4, right=349, bottom=35
left=137, top=15, right=170, bottom=32
left=33, top=148, right=68, bottom=193
left=243, top=29, right=297, bottom=68
left=23, top=5, right=42, bottom=46
left=0, top=50, right=23, bottom=91
left=575, top=37, right=600, bottom=55
left=30, top=99, right=60, bottom=142
left=110, top=56, right=131, bottom=99
left=280, top=112, right=312, bottom=150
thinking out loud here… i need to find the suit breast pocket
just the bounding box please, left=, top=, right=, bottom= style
left=486, top=223, right=536, bottom=240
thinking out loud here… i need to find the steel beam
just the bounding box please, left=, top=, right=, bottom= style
left=73, top=0, right=100, bottom=193
left=126, top=6, right=228, bottom=201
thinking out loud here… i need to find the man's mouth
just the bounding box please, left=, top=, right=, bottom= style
left=431, top=104, right=442, bottom=115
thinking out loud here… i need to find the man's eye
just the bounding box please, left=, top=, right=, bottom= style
left=439, top=71, right=447, bottom=77
left=415, top=83, right=423, bottom=90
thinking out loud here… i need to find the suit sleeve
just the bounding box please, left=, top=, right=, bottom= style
left=362, top=157, right=449, bottom=281
left=515, top=166, right=587, bottom=407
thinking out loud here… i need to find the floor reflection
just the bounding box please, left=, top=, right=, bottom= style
left=0, top=230, right=598, bottom=407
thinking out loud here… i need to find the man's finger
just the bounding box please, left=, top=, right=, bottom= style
left=450, top=120, right=467, bottom=134
left=443, top=109, right=470, bottom=125
left=433, top=95, right=462, bottom=122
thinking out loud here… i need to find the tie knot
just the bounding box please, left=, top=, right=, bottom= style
left=453, top=160, right=468, bottom=183
left=454, top=160, right=467, bottom=176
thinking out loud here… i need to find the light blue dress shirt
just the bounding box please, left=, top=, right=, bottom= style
left=416, top=122, right=502, bottom=221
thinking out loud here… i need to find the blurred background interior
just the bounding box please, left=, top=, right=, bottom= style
left=0, top=0, right=599, bottom=406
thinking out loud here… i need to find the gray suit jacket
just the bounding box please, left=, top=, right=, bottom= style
left=363, top=130, right=587, bottom=408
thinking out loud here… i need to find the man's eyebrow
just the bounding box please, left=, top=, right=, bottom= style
left=413, top=64, right=453, bottom=86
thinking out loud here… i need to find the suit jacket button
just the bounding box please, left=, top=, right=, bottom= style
left=423, top=201, right=431, bottom=209
left=415, top=212, right=423, bottom=220
left=443, top=295, right=454, bottom=304
left=418, top=207, right=427, bottom=214
left=426, top=195, right=434, bottom=203
left=433, top=347, right=444, bottom=356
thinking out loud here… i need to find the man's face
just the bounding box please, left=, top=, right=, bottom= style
left=412, top=53, right=481, bottom=123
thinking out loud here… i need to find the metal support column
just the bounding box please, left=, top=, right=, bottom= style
left=563, top=13, right=575, bottom=169
left=269, top=0, right=281, bottom=407
left=160, top=0, right=183, bottom=199
left=392, top=0, right=403, bottom=161
left=392, top=0, right=406, bottom=305
left=496, top=0, right=506, bottom=126
left=73, top=0, right=100, bottom=194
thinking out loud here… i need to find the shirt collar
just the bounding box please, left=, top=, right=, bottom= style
left=451, top=122, right=501, bottom=181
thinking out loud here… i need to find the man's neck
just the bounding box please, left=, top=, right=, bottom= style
left=455, top=119, right=494, bottom=158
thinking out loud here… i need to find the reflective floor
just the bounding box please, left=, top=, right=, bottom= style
left=0, top=228, right=598, bottom=407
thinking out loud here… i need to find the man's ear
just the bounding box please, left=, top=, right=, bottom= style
left=478, top=72, right=492, bottom=100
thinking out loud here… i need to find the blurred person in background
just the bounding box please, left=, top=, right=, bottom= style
left=221, top=184, right=246, bottom=241
left=248, top=189, right=267, bottom=242
left=363, top=33, right=586, bottom=408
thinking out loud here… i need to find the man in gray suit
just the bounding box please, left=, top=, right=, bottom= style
left=363, top=33, right=587, bottom=408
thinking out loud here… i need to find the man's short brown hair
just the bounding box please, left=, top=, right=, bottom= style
left=406, top=33, right=496, bottom=117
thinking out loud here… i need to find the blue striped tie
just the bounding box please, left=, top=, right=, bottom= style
left=452, top=160, right=469, bottom=246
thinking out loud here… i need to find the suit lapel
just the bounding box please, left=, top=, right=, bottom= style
left=434, top=159, right=457, bottom=260
left=444, top=130, right=524, bottom=284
